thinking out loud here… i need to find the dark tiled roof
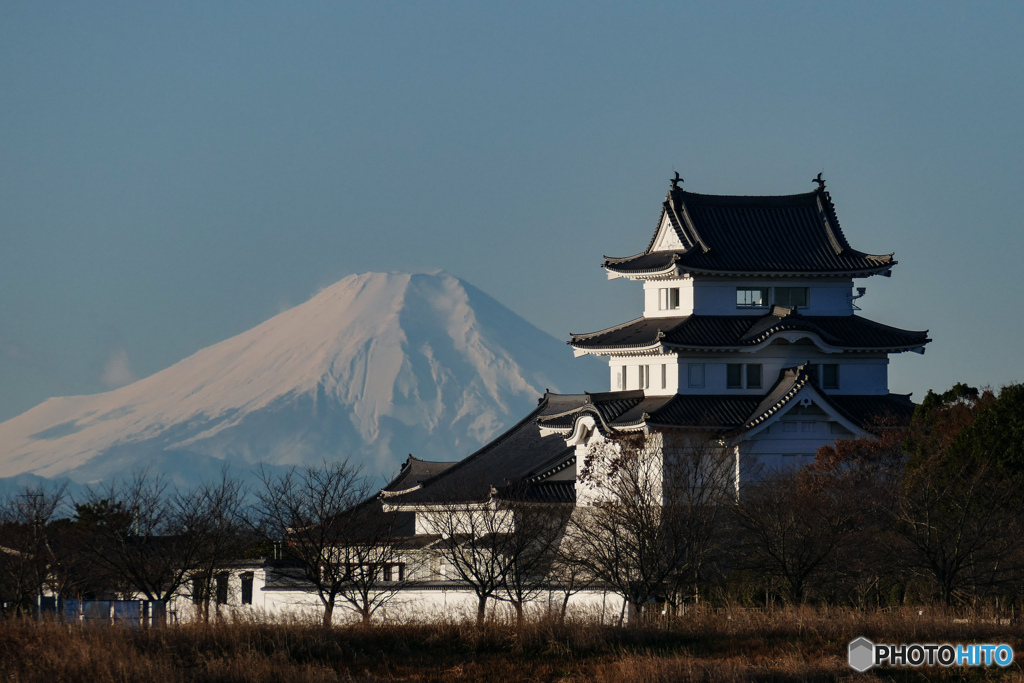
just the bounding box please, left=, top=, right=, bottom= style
left=642, top=395, right=763, bottom=429
left=831, top=394, right=915, bottom=426
left=540, top=380, right=916, bottom=436
left=570, top=311, right=929, bottom=353
left=743, top=365, right=816, bottom=430
left=384, top=395, right=581, bottom=506
left=382, top=456, right=458, bottom=494
left=606, top=187, right=895, bottom=277
left=499, top=481, right=576, bottom=504
left=538, top=391, right=761, bottom=431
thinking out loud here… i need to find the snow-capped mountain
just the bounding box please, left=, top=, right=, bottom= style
left=0, top=272, right=601, bottom=486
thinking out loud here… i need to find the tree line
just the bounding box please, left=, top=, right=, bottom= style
left=2, top=382, right=1022, bottom=626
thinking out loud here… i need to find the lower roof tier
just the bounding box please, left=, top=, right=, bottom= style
left=570, top=309, right=929, bottom=354
left=537, top=364, right=915, bottom=436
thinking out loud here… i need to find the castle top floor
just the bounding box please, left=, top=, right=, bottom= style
left=639, top=275, right=865, bottom=317
left=603, top=177, right=896, bottom=285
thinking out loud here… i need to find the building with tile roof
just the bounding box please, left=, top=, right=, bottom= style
left=207, top=176, right=929, bottom=624
left=383, top=175, right=928, bottom=513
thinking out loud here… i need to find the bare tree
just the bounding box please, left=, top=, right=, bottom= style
left=74, top=473, right=212, bottom=614
left=893, top=456, right=1024, bottom=605
left=547, top=527, right=595, bottom=623
left=495, top=492, right=571, bottom=626
left=733, top=470, right=858, bottom=604
left=423, top=480, right=568, bottom=626
left=253, top=461, right=407, bottom=626
left=571, top=431, right=733, bottom=622
left=181, top=471, right=252, bottom=622
left=0, top=484, right=68, bottom=617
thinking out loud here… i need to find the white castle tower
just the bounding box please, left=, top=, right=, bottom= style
left=537, top=174, right=929, bottom=488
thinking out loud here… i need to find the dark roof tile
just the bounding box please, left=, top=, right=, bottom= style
left=606, top=188, right=894, bottom=277
left=570, top=312, right=929, bottom=353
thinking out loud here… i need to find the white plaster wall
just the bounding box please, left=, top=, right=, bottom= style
left=573, top=431, right=665, bottom=506
left=689, top=277, right=856, bottom=316
left=643, top=278, right=695, bottom=318
left=415, top=508, right=514, bottom=536
left=175, top=569, right=629, bottom=626
left=674, top=351, right=889, bottom=395
left=609, top=355, right=678, bottom=394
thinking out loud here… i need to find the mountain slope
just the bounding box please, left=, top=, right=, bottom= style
left=0, top=272, right=601, bottom=485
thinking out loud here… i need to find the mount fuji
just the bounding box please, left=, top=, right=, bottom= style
left=0, top=272, right=602, bottom=486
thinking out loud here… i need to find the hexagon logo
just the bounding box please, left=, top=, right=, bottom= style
left=848, top=637, right=875, bottom=672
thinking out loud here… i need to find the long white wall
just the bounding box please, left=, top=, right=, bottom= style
left=610, top=350, right=889, bottom=396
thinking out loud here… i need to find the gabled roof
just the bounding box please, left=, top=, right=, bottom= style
left=570, top=309, right=930, bottom=354
left=382, top=394, right=580, bottom=507
left=380, top=455, right=458, bottom=496
left=605, top=185, right=895, bottom=278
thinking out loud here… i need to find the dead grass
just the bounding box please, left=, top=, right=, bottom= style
left=2, top=607, right=1023, bottom=681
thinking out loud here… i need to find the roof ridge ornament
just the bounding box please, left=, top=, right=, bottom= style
left=812, top=172, right=826, bottom=192
left=671, top=171, right=683, bottom=189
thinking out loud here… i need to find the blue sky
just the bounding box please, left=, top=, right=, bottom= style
left=1, top=1, right=1022, bottom=421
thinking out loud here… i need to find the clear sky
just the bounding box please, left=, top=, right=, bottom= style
left=2, top=1, right=1022, bottom=422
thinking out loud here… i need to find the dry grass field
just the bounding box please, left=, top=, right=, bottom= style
left=2, top=607, right=1023, bottom=682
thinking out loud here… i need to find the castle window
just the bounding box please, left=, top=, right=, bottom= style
left=241, top=573, right=254, bottom=605
left=727, top=363, right=762, bottom=389
left=639, top=365, right=650, bottom=389
left=215, top=573, right=229, bottom=605
left=736, top=287, right=768, bottom=308
left=659, top=287, right=680, bottom=310
left=660, top=364, right=667, bottom=389
left=688, top=363, right=704, bottom=388
left=746, top=363, right=762, bottom=389
left=821, top=364, right=839, bottom=389
left=774, top=287, right=809, bottom=308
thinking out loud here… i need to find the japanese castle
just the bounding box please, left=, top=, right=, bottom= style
left=383, top=174, right=930, bottom=513
left=208, top=175, right=931, bottom=621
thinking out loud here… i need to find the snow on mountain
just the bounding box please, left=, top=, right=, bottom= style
left=0, top=272, right=602, bottom=485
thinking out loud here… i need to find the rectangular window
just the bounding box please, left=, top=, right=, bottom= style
left=801, top=422, right=816, bottom=433
left=241, top=573, right=254, bottom=605
left=615, top=367, right=624, bottom=390
left=659, top=287, right=680, bottom=310
left=192, top=577, right=209, bottom=605
left=688, top=363, right=704, bottom=388
left=821, top=364, right=839, bottom=390
left=774, top=287, right=809, bottom=308
left=639, top=365, right=650, bottom=389
left=660, top=364, right=667, bottom=389
left=215, top=574, right=229, bottom=605
left=383, top=565, right=393, bottom=582
left=746, top=364, right=762, bottom=389
left=736, top=287, right=768, bottom=308
left=727, top=363, right=761, bottom=389
left=726, top=363, right=743, bottom=389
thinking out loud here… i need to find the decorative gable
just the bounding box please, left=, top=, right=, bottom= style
left=650, top=211, right=686, bottom=251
